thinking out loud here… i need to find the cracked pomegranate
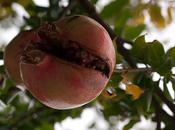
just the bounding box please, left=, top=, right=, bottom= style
left=4, top=15, right=116, bottom=109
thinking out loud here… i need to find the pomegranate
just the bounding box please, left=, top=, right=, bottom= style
left=4, top=30, right=39, bottom=87
left=4, top=15, right=116, bottom=109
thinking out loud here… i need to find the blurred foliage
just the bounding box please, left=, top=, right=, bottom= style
left=0, top=0, right=175, bottom=130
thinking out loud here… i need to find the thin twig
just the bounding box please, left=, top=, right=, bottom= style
left=114, top=67, right=152, bottom=73
left=154, top=99, right=161, bottom=130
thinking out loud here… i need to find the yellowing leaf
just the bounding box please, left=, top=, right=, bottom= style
left=125, top=84, right=143, bottom=100
left=102, top=90, right=117, bottom=99
left=149, top=4, right=165, bottom=28
left=167, top=7, right=172, bottom=24
left=17, top=0, right=31, bottom=7
left=0, top=7, right=12, bottom=20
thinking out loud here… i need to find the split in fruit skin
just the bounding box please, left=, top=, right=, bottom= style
left=4, top=15, right=116, bottom=109
left=21, top=22, right=110, bottom=78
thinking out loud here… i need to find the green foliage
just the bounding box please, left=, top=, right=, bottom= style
left=0, top=0, right=175, bottom=130
left=166, top=47, right=175, bottom=65
left=100, top=0, right=129, bottom=19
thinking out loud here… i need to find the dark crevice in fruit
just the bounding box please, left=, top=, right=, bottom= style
left=21, top=23, right=110, bottom=78
left=21, top=49, right=45, bottom=64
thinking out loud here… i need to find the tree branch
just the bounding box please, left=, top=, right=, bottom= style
left=156, top=88, right=175, bottom=115
left=77, top=0, right=136, bottom=68
left=114, top=67, right=152, bottom=73
left=154, top=100, right=161, bottom=130
left=152, top=96, right=175, bottom=130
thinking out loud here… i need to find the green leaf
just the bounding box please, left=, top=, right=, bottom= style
left=123, top=24, right=146, bottom=40
left=91, top=0, right=98, bottom=4
left=108, top=73, right=122, bottom=87
left=132, top=36, right=165, bottom=68
left=131, top=35, right=147, bottom=61
left=145, top=40, right=165, bottom=68
left=34, top=123, right=53, bottom=130
left=114, top=10, right=131, bottom=35
left=123, top=119, right=139, bottom=130
left=24, top=16, right=41, bottom=28
left=100, top=0, right=129, bottom=19
left=166, top=46, right=175, bottom=65
left=17, top=0, right=33, bottom=7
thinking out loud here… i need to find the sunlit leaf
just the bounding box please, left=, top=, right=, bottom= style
left=100, top=0, right=129, bottom=19
left=17, top=0, right=32, bottom=7
left=102, top=90, right=117, bottom=99
left=125, top=84, right=144, bottom=100
left=167, top=7, right=173, bottom=24
left=123, top=119, right=139, bottom=130
left=149, top=4, right=165, bottom=28
left=123, top=24, right=145, bottom=40
left=114, top=10, right=131, bottom=35
left=34, top=123, right=53, bottom=130
left=0, top=7, right=12, bottom=20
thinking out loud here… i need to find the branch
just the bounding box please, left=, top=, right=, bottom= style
left=77, top=0, right=136, bottom=68
left=152, top=96, right=175, bottom=122
left=156, top=88, right=175, bottom=115
left=114, top=67, right=152, bottom=73
left=154, top=98, right=161, bottom=130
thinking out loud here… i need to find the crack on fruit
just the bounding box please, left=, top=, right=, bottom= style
left=21, top=23, right=110, bottom=78
left=21, top=45, right=45, bottom=64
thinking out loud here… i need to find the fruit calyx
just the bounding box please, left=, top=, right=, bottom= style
left=21, top=22, right=110, bottom=77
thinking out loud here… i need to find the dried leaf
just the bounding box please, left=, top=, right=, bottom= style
left=102, top=90, right=117, bottom=99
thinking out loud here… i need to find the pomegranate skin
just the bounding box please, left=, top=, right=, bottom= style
left=6, top=15, right=116, bottom=109
left=21, top=55, right=109, bottom=109
left=4, top=30, right=39, bottom=87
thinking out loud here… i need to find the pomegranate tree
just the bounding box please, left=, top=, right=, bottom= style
left=4, top=15, right=116, bottom=109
